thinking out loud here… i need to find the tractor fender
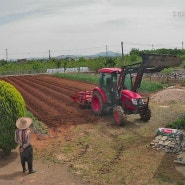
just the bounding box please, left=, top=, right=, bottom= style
left=92, top=87, right=107, bottom=103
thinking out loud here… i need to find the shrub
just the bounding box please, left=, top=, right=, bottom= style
left=0, top=80, right=26, bottom=153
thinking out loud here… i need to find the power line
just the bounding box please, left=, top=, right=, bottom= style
left=154, top=42, right=181, bottom=46
left=1, top=41, right=185, bottom=60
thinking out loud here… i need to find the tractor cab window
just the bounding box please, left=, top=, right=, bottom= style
left=99, top=72, right=120, bottom=89
left=112, top=73, right=120, bottom=87
left=123, top=73, right=134, bottom=90
left=112, top=74, right=117, bottom=84
left=99, top=73, right=112, bottom=91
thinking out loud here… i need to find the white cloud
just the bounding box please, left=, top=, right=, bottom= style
left=0, top=0, right=185, bottom=59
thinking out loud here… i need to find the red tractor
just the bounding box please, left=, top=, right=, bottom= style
left=71, top=53, right=182, bottom=125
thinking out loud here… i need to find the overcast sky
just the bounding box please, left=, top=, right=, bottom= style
left=0, top=0, right=185, bottom=59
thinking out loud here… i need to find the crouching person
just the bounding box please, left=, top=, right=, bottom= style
left=15, top=117, right=36, bottom=174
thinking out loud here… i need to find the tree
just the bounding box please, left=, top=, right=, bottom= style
left=0, top=80, right=26, bottom=154
left=104, top=57, right=116, bottom=67
left=56, top=59, right=62, bottom=68
left=88, top=57, right=106, bottom=72
left=0, top=59, right=7, bottom=66
left=129, top=48, right=141, bottom=56
left=32, top=61, right=42, bottom=73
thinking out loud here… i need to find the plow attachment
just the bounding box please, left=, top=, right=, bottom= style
left=70, top=90, right=93, bottom=108
left=142, top=53, right=182, bottom=72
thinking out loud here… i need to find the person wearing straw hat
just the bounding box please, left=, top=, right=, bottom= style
left=15, top=117, right=36, bottom=174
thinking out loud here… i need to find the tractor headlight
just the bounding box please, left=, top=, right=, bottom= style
left=132, top=99, right=138, bottom=105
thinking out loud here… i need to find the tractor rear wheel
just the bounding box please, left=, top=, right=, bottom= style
left=140, top=108, right=151, bottom=121
left=113, top=106, right=126, bottom=126
left=91, top=91, right=104, bottom=116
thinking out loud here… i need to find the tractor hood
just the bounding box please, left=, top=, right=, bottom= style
left=121, top=89, right=142, bottom=99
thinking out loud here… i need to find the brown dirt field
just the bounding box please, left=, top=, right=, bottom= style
left=0, top=74, right=101, bottom=185
left=1, top=74, right=100, bottom=129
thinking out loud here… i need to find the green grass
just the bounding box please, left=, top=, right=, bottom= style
left=53, top=73, right=99, bottom=84
left=166, top=114, right=185, bottom=129
left=139, top=80, right=165, bottom=92
left=53, top=73, right=164, bottom=93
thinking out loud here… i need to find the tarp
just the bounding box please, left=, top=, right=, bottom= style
left=46, top=67, right=89, bottom=74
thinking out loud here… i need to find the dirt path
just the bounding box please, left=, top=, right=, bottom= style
left=0, top=149, right=86, bottom=185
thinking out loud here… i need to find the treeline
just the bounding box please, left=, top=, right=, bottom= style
left=0, top=48, right=185, bottom=75
left=130, top=48, right=185, bottom=57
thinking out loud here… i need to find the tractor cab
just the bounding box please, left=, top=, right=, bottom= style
left=98, top=68, right=121, bottom=105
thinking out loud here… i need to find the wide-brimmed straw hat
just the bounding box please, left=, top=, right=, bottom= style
left=16, top=117, right=33, bottom=129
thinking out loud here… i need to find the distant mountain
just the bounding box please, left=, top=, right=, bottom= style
left=90, top=51, right=121, bottom=58
left=56, top=51, right=121, bottom=59
left=8, top=51, right=121, bottom=61
left=56, top=55, right=80, bottom=59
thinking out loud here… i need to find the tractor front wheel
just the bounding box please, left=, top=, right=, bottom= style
left=140, top=108, right=151, bottom=121
left=91, top=91, right=104, bottom=116
left=113, top=106, right=126, bottom=126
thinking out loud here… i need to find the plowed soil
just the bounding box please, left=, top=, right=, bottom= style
left=0, top=74, right=100, bottom=185
left=1, top=74, right=99, bottom=129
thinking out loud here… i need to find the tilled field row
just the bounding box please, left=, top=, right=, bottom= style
left=1, top=75, right=99, bottom=128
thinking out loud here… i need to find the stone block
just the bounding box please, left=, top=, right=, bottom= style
left=163, top=141, right=170, bottom=146
left=155, top=135, right=162, bottom=141
left=161, top=136, right=168, bottom=141
left=168, top=143, right=175, bottom=148
left=159, top=141, right=164, bottom=145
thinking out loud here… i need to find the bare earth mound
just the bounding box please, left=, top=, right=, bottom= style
left=151, top=87, right=185, bottom=104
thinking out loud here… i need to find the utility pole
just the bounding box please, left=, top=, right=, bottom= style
left=106, top=45, right=108, bottom=57
left=6, top=49, right=8, bottom=62
left=152, top=44, right=154, bottom=50
left=49, top=49, right=51, bottom=60
left=121, top=41, right=124, bottom=65
left=182, top=41, right=184, bottom=50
